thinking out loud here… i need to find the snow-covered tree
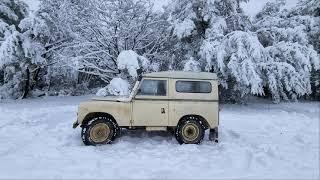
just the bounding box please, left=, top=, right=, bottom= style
left=290, top=0, right=320, bottom=17
left=168, top=0, right=251, bottom=64
left=0, top=0, right=28, bottom=30
left=201, top=31, right=266, bottom=100
left=168, top=0, right=255, bottom=101
left=262, top=42, right=318, bottom=101
left=0, top=0, right=30, bottom=99
left=0, top=0, right=69, bottom=99
left=56, top=0, right=170, bottom=83
left=0, top=0, right=318, bottom=102
left=289, top=0, right=320, bottom=100
left=253, top=0, right=320, bottom=102
left=23, top=0, right=92, bottom=96
left=168, top=0, right=319, bottom=102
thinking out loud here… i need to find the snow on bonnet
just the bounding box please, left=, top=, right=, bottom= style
left=96, top=77, right=130, bottom=96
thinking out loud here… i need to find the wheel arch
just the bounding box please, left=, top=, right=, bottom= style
left=178, top=114, right=210, bottom=130
left=81, top=112, right=118, bottom=127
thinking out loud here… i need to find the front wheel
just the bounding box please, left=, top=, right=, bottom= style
left=81, top=117, right=117, bottom=146
left=175, top=118, right=205, bottom=144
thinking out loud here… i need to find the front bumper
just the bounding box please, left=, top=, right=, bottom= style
left=72, top=120, right=79, bottom=129
left=209, top=127, right=218, bottom=143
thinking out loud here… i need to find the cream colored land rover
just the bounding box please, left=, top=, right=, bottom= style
left=73, top=71, right=219, bottom=145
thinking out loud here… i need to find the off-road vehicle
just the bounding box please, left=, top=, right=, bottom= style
left=73, top=71, right=219, bottom=145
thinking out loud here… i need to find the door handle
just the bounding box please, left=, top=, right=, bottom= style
left=161, top=108, right=165, bottom=114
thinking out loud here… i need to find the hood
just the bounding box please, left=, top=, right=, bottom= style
left=91, top=96, right=132, bottom=102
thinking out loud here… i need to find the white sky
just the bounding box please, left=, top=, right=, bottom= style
left=241, top=0, right=300, bottom=17
left=22, top=0, right=299, bottom=16
left=22, top=0, right=40, bottom=11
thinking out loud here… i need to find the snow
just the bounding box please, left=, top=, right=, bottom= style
left=152, top=0, right=170, bottom=12
left=174, top=18, right=195, bottom=39
left=0, top=4, right=18, bottom=21
left=96, top=87, right=108, bottom=97
left=21, top=0, right=40, bottom=11
left=117, top=50, right=149, bottom=78
left=0, top=96, right=319, bottom=179
left=96, top=78, right=130, bottom=96
left=183, top=57, right=201, bottom=72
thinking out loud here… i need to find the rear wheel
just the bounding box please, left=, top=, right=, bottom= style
left=81, top=116, right=118, bottom=146
left=175, top=117, right=205, bottom=144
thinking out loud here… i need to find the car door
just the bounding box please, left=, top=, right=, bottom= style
left=132, top=78, right=169, bottom=126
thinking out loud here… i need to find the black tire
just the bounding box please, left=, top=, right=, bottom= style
left=81, top=116, right=119, bottom=146
left=114, top=126, right=121, bottom=140
left=175, top=117, right=205, bottom=144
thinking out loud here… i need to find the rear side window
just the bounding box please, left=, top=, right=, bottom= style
left=176, top=81, right=212, bottom=93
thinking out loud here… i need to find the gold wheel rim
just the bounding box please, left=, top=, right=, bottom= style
left=182, top=123, right=199, bottom=142
left=90, top=123, right=110, bottom=143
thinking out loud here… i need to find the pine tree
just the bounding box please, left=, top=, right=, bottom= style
left=289, top=0, right=320, bottom=100
left=253, top=0, right=320, bottom=102
left=0, top=0, right=29, bottom=99
left=169, top=0, right=255, bottom=101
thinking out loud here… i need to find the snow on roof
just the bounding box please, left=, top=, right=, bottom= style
left=143, top=71, right=218, bottom=80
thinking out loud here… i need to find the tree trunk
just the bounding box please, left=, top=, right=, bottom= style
left=30, top=65, right=40, bottom=91
left=22, top=68, right=30, bottom=99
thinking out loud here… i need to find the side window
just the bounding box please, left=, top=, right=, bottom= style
left=176, top=81, right=212, bottom=93
left=137, top=79, right=167, bottom=96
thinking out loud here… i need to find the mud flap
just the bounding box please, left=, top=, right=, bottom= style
left=72, top=120, right=79, bottom=129
left=209, top=127, right=218, bottom=143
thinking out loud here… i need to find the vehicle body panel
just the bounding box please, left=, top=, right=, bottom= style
left=77, top=100, right=132, bottom=126
left=132, top=77, right=169, bottom=126
left=132, top=99, right=169, bottom=126
left=167, top=78, right=219, bottom=127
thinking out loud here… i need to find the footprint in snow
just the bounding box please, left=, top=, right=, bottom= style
left=227, top=130, right=240, bottom=139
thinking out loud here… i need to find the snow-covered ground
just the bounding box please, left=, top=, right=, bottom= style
left=0, top=96, right=319, bottom=179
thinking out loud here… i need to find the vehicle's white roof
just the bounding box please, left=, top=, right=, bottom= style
left=143, top=71, right=218, bottom=80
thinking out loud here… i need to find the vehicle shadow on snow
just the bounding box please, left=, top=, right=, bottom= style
left=113, top=129, right=217, bottom=145
left=119, top=129, right=173, bottom=141
left=111, top=128, right=215, bottom=145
